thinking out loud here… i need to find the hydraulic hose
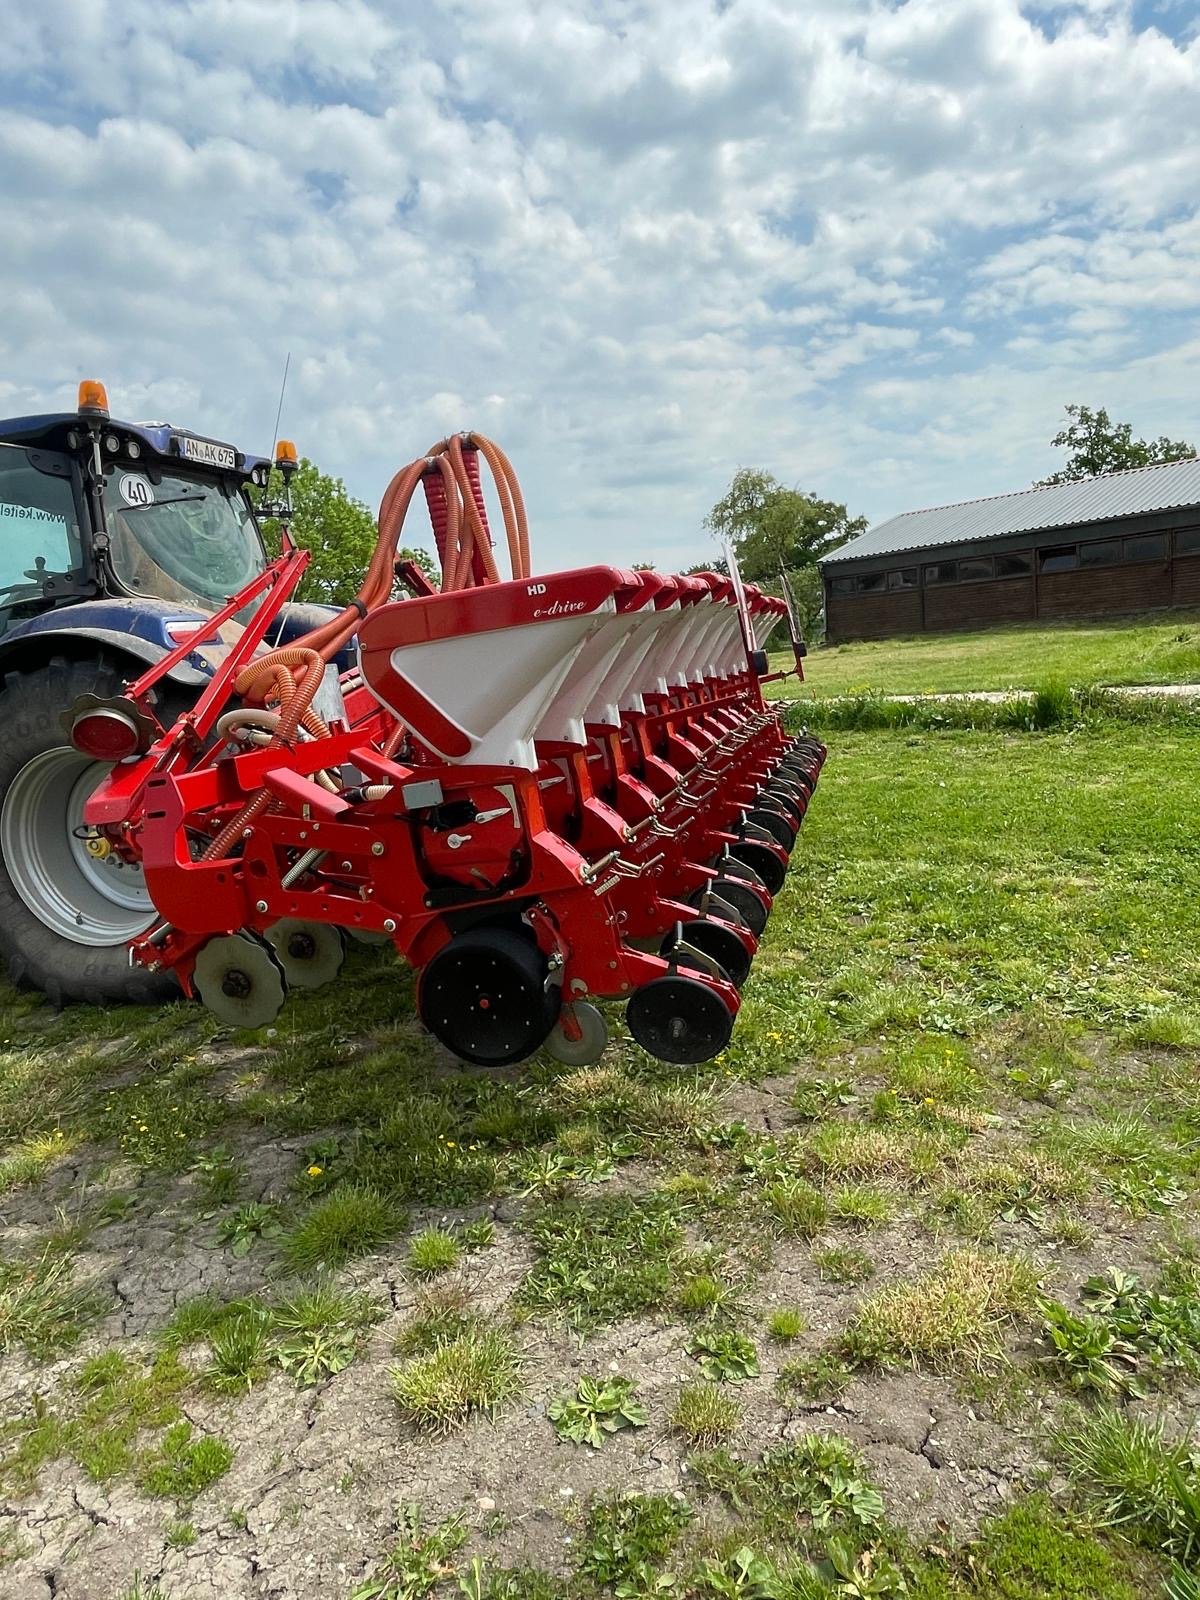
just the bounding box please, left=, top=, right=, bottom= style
left=197, top=433, right=529, bottom=870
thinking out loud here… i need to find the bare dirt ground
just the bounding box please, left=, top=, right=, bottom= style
left=1, top=1031, right=1193, bottom=1599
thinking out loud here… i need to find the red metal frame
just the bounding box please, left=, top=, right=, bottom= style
left=79, top=520, right=823, bottom=1066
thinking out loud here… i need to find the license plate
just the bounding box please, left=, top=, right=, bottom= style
left=176, top=435, right=236, bottom=470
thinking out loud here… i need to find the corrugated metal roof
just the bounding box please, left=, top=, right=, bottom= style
left=823, top=457, right=1200, bottom=565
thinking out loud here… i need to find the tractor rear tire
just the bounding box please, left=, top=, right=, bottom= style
left=0, top=655, right=178, bottom=1006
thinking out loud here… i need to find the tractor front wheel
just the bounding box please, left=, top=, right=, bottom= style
left=0, top=655, right=176, bottom=1005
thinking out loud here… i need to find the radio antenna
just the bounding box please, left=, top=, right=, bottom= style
left=269, top=351, right=291, bottom=462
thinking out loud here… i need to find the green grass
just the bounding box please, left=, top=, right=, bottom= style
left=739, top=726, right=1200, bottom=1052
left=390, top=1323, right=523, bottom=1434
left=962, top=1493, right=1144, bottom=1599
left=778, top=1351, right=854, bottom=1402
left=137, top=1420, right=234, bottom=1500
left=1, top=1350, right=192, bottom=1492
left=670, top=1380, right=742, bottom=1447
left=814, top=1244, right=874, bottom=1285
left=1059, top=1408, right=1200, bottom=1565
left=0, top=1249, right=105, bottom=1358
left=675, top=1268, right=738, bottom=1318
left=763, top=1175, right=828, bottom=1238
left=766, top=1306, right=807, bottom=1342
left=406, top=1226, right=462, bottom=1277
left=576, top=1494, right=692, bottom=1592
left=393, top=1282, right=476, bottom=1356
left=283, top=1184, right=403, bottom=1271
left=842, top=1249, right=1039, bottom=1372
left=517, top=1193, right=683, bottom=1329
left=830, top=1184, right=893, bottom=1229
left=205, top=1305, right=272, bottom=1394
left=772, top=610, right=1200, bottom=699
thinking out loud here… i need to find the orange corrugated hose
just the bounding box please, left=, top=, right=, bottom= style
left=201, top=434, right=527, bottom=862
left=419, top=433, right=529, bottom=590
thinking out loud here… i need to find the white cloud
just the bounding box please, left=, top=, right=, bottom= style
left=0, top=0, right=1195, bottom=568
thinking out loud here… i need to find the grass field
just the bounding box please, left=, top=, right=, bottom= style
left=768, top=610, right=1200, bottom=699
left=3, top=719, right=1200, bottom=1597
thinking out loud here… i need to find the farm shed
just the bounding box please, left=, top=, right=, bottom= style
left=820, top=457, right=1200, bottom=643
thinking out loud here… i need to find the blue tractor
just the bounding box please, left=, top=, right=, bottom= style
left=0, top=380, right=329, bottom=1005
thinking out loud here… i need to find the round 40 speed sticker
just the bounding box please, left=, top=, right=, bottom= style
left=118, top=474, right=154, bottom=508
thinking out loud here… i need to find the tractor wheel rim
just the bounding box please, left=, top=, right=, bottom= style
left=1, top=746, right=155, bottom=946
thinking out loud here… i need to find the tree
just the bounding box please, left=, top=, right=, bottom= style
left=704, top=468, right=865, bottom=582
left=256, top=458, right=436, bottom=605
left=779, top=565, right=823, bottom=644
left=1036, top=405, right=1195, bottom=486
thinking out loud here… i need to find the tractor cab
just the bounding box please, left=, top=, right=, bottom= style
left=0, top=382, right=306, bottom=1007
left=0, top=380, right=275, bottom=636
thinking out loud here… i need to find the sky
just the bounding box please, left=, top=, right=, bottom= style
left=0, top=0, right=1197, bottom=574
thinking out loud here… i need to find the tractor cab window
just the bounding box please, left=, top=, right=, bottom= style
left=103, top=465, right=266, bottom=612
left=0, top=445, right=84, bottom=627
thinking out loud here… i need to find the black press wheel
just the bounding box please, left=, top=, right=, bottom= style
left=418, top=924, right=561, bottom=1066
left=744, top=807, right=796, bottom=853
left=776, top=760, right=817, bottom=792
left=627, top=974, right=734, bottom=1065
left=761, top=788, right=805, bottom=829
left=664, top=918, right=752, bottom=988
left=729, top=840, right=787, bottom=896
left=716, top=853, right=766, bottom=890
left=709, top=877, right=769, bottom=938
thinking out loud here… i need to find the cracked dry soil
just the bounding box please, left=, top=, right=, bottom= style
left=1, top=1037, right=1192, bottom=1600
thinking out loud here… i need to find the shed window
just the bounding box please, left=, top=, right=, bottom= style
left=958, top=557, right=994, bottom=583
left=924, top=561, right=956, bottom=586
left=1177, top=527, right=1200, bottom=556
left=1079, top=539, right=1121, bottom=568
left=1039, top=545, right=1077, bottom=573
left=856, top=572, right=886, bottom=594
left=887, top=567, right=918, bottom=590
left=1124, top=533, right=1168, bottom=563
left=996, top=552, right=1032, bottom=577
left=829, top=576, right=855, bottom=596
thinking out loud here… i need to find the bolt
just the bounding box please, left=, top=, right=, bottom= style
left=371, top=841, right=385, bottom=856
left=383, top=919, right=396, bottom=933
left=341, top=860, right=353, bottom=871
left=242, top=828, right=254, bottom=839
left=255, top=899, right=268, bottom=913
